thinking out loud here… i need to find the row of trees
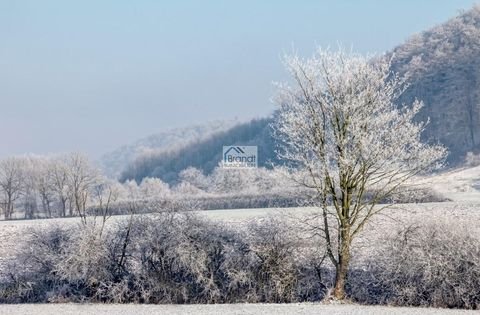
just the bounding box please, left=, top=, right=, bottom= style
left=0, top=152, right=298, bottom=220
left=0, top=153, right=106, bottom=220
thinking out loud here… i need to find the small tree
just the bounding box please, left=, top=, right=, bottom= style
left=65, top=153, right=99, bottom=225
left=35, top=158, right=56, bottom=218
left=0, top=157, right=25, bottom=220
left=179, top=167, right=210, bottom=191
left=92, top=179, right=122, bottom=236
left=21, top=157, right=39, bottom=219
left=49, top=156, right=71, bottom=217
left=273, top=48, right=447, bottom=299
left=139, top=177, right=171, bottom=199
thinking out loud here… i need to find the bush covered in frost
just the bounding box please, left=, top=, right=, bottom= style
left=1, top=214, right=478, bottom=309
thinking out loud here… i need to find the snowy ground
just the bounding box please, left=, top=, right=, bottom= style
left=419, top=165, right=480, bottom=202
left=0, top=303, right=476, bottom=315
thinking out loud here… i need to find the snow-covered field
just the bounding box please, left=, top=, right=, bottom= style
left=0, top=303, right=476, bottom=315
left=420, top=165, right=480, bottom=202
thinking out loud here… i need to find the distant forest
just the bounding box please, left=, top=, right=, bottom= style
left=120, top=117, right=281, bottom=184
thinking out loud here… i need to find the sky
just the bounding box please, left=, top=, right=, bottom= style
left=0, top=0, right=478, bottom=159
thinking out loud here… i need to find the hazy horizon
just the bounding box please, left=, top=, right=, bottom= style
left=1, top=0, right=477, bottom=159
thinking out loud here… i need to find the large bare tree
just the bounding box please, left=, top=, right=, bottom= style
left=273, top=48, right=447, bottom=299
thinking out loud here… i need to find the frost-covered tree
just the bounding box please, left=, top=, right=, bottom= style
left=21, top=157, right=40, bottom=219
left=49, top=156, right=71, bottom=217
left=65, top=153, right=100, bottom=224
left=91, top=178, right=122, bottom=235
left=209, top=167, right=257, bottom=194
left=178, top=167, right=210, bottom=192
left=273, top=48, right=447, bottom=299
left=34, top=158, right=56, bottom=218
left=139, top=177, right=171, bottom=199
left=0, top=157, right=25, bottom=219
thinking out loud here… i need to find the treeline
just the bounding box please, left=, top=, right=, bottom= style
left=120, top=117, right=281, bottom=184
left=0, top=153, right=105, bottom=220
left=0, top=153, right=446, bottom=220
left=0, top=153, right=305, bottom=220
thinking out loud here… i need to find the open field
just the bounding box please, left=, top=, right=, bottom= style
left=0, top=303, right=477, bottom=315
left=419, top=165, right=480, bottom=202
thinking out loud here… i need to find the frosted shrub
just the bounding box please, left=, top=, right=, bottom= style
left=350, top=220, right=480, bottom=309
left=0, top=213, right=327, bottom=304
left=0, top=224, right=119, bottom=303
left=52, top=226, right=114, bottom=301
left=8, top=213, right=479, bottom=308
left=0, top=225, right=73, bottom=302
left=246, top=216, right=300, bottom=302
left=105, top=212, right=256, bottom=303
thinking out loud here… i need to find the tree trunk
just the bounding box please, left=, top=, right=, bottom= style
left=333, top=228, right=351, bottom=300
left=60, top=198, right=67, bottom=217
left=68, top=199, right=73, bottom=217
left=6, top=194, right=12, bottom=220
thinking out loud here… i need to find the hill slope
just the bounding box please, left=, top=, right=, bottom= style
left=99, top=120, right=236, bottom=178
left=119, top=117, right=279, bottom=184
left=391, top=5, right=480, bottom=161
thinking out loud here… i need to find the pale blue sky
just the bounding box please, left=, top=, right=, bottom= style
left=0, top=0, right=477, bottom=158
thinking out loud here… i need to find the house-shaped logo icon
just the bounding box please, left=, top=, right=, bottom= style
left=222, top=146, right=257, bottom=168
